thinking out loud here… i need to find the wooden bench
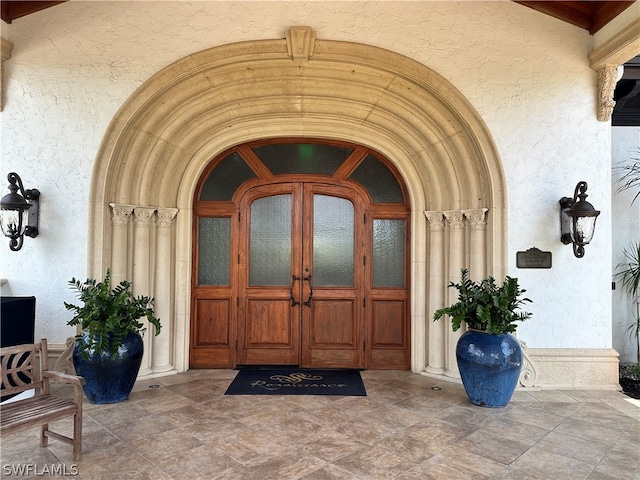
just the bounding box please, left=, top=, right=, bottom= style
left=1, top=339, right=85, bottom=460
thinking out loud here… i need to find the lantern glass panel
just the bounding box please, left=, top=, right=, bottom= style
left=570, top=216, right=597, bottom=245
left=0, top=208, right=28, bottom=238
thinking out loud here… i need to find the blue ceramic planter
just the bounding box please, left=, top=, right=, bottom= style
left=72, top=331, right=143, bottom=404
left=456, top=330, right=522, bottom=408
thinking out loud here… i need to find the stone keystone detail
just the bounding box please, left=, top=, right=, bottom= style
left=286, top=26, right=316, bottom=62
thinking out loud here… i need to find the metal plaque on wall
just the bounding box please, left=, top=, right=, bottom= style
left=516, top=247, right=552, bottom=269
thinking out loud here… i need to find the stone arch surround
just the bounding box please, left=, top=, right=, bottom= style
left=88, top=33, right=507, bottom=377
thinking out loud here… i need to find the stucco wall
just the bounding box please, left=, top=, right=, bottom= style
left=0, top=1, right=613, bottom=351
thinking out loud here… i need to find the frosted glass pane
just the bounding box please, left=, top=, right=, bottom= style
left=200, top=152, right=257, bottom=201
left=198, top=217, right=231, bottom=286
left=250, top=195, right=292, bottom=286
left=349, top=154, right=404, bottom=203
left=313, top=195, right=354, bottom=287
left=373, top=219, right=405, bottom=287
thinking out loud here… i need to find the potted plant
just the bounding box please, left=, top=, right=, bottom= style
left=434, top=269, right=532, bottom=407
left=64, top=270, right=161, bottom=404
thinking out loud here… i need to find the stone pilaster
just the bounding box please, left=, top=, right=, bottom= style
left=153, top=208, right=178, bottom=374
left=133, top=206, right=156, bottom=376
left=425, top=211, right=446, bottom=375
left=444, top=210, right=465, bottom=378
left=109, top=204, right=134, bottom=285
left=464, top=208, right=488, bottom=281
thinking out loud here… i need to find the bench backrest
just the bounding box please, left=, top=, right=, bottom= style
left=1, top=339, right=48, bottom=398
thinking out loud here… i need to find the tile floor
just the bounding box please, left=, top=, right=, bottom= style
left=1, top=370, right=639, bottom=479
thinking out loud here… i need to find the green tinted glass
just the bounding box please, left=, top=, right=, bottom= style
left=200, top=152, right=257, bottom=201
left=253, top=143, right=352, bottom=175
left=349, top=154, right=404, bottom=203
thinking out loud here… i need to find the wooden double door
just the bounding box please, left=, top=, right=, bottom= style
left=191, top=140, right=410, bottom=370
left=239, top=182, right=364, bottom=368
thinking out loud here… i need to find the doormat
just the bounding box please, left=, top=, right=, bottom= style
left=224, top=368, right=366, bottom=396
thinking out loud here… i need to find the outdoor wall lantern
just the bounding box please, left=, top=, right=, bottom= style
left=0, top=172, right=40, bottom=251
left=559, top=181, right=600, bottom=258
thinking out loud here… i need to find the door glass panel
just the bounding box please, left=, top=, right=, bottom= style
left=200, top=152, right=257, bottom=201
left=250, top=195, right=292, bottom=286
left=313, top=195, right=354, bottom=287
left=373, top=219, right=405, bottom=287
left=198, top=217, right=231, bottom=286
left=349, top=154, right=404, bottom=203
left=253, top=143, right=353, bottom=175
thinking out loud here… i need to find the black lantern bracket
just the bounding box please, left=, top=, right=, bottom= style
left=559, top=181, right=600, bottom=258
left=0, top=172, right=40, bottom=251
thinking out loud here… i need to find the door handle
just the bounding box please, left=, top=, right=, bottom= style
left=303, top=275, right=313, bottom=307
left=290, top=275, right=300, bottom=306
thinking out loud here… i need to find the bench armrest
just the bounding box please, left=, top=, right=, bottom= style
left=43, top=371, right=86, bottom=386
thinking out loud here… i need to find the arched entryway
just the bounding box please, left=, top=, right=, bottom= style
left=191, top=140, right=411, bottom=369
left=87, top=28, right=506, bottom=378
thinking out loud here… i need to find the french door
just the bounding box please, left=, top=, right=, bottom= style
left=190, top=139, right=410, bottom=370
left=237, top=182, right=364, bottom=368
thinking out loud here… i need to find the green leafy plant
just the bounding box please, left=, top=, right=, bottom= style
left=433, top=269, right=532, bottom=334
left=64, top=270, right=161, bottom=359
left=614, top=151, right=640, bottom=204
left=625, top=362, right=640, bottom=381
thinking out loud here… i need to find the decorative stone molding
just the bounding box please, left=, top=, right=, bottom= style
left=156, top=207, right=178, bottom=227
left=53, top=337, right=76, bottom=375
left=1, top=36, right=13, bottom=111
left=110, top=203, right=134, bottom=226
left=518, top=341, right=539, bottom=389
left=589, top=18, right=640, bottom=122
left=589, top=18, right=640, bottom=71
left=463, top=208, right=489, bottom=229
left=286, top=26, right=316, bottom=62
left=523, top=348, right=619, bottom=390
left=596, top=66, right=619, bottom=122
left=424, top=211, right=445, bottom=230
left=133, top=206, right=156, bottom=225
left=443, top=210, right=465, bottom=230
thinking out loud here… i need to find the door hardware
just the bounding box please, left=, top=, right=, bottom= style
left=290, top=275, right=300, bottom=306
left=303, top=274, right=313, bottom=307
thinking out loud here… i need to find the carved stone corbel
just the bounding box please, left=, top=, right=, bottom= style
left=286, top=26, right=316, bottom=62
left=1, top=37, right=14, bottom=111
left=596, top=66, right=619, bottom=122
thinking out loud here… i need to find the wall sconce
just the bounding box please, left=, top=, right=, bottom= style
left=0, top=172, right=40, bottom=251
left=559, top=181, right=600, bottom=258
